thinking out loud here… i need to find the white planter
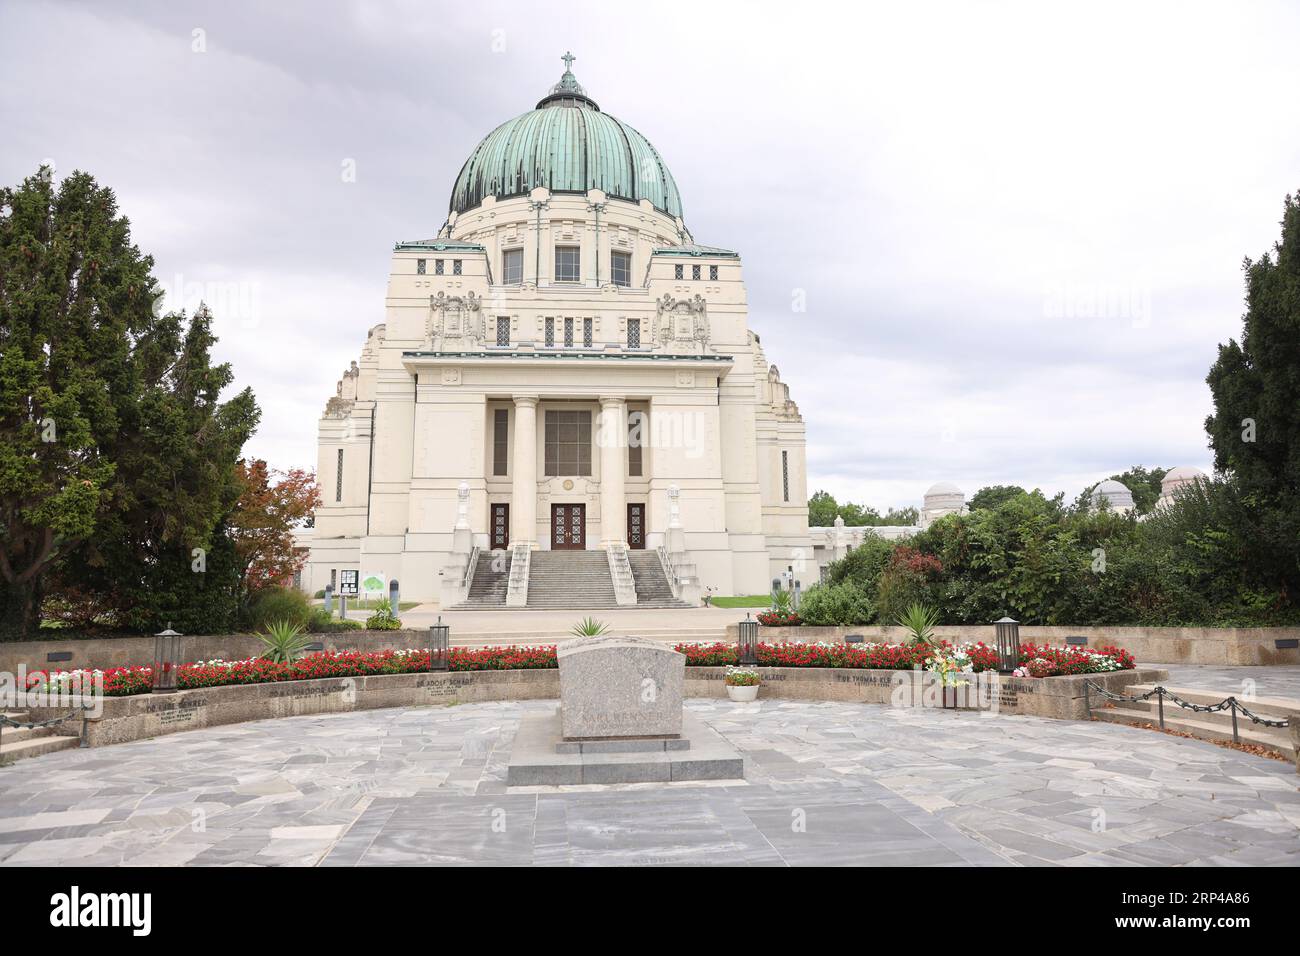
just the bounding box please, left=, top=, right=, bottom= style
left=726, top=684, right=759, bottom=702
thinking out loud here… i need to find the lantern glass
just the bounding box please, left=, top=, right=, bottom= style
left=152, top=626, right=182, bottom=693
left=737, top=614, right=759, bottom=666
left=429, top=617, right=450, bottom=671
left=994, top=617, right=1020, bottom=674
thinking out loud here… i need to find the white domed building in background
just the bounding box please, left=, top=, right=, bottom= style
left=919, top=481, right=968, bottom=529
left=1155, top=465, right=1209, bottom=511
left=1089, top=478, right=1135, bottom=515
left=306, top=55, right=813, bottom=606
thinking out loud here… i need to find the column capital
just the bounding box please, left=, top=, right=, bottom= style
left=511, top=394, right=540, bottom=408
left=598, top=395, right=627, bottom=409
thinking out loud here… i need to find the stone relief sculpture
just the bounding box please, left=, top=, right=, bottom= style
left=653, top=293, right=712, bottom=354
left=426, top=291, right=484, bottom=349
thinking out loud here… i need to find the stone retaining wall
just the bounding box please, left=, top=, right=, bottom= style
left=0, top=629, right=435, bottom=676
left=726, top=625, right=1300, bottom=666
left=27, top=666, right=1163, bottom=749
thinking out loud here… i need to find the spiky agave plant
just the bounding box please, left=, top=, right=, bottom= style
left=896, top=603, right=940, bottom=647
left=570, top=616, right=611, bottom=638
left=259, top=619, right=311, bottom=664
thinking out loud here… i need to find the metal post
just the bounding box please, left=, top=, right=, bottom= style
left=79, top=705, right=90, bottom=749
left=1157, top=687, right=1165, bottom=730
left=1230, top=698, right=1239, bottom=743
left=323, top=584, right=333, bottom=614
left=1083, top=679, right=1090, bottom=718
left=340, top=595, right=347, bottom=620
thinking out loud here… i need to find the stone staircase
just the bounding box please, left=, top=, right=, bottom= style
left=628, top=551, right=691, bottom=608
left=1089, top=684, right=1297, bottom=760
left=526, top=550, right=621, bottom=609
left=457, top=551, right=513, bottom=607
left=0, top=712, right=80, bottom=765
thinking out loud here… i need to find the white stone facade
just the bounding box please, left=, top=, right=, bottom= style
left=306, top=67, right=812, bottom=603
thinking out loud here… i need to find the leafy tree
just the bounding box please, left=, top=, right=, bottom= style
left=1106, top=465, right=1167, bottom=516
left=229, top=460, right=319, bottom=606
left=1205, top=191, right=1300, bottom=613
left=0, top=168, right=258, bottom=638
left=808, top=490, right=838, bottom=527
left=879, top=506, right=918, bottom=526
left=968, top=485, right=1027, bottom=511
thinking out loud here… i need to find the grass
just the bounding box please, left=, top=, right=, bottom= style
left=320, top=598, right=420, bottom=611
left=709, top=595, right=772, bottom=609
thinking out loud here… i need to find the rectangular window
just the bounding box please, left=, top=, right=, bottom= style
left=583, top=317, right=593, bottom=348
left=435, top=259, right=445, bottom=275
left=782, top=450, right=790, bottom=502
left=493, top=408, right=509, bottom=476
left=674, top=264, right=683, bottom=280
left=544, top=410, right=592, bottom=476
left=453, top=259, right=463, bottom=276
left=692, top=264, right=701, bottom=280
left=627, top=318, right=641, bottom=348
left=628, top=410, right=643, bottom=477
left=563, top=317, right=574, bottom=348
left=502, top=248, right=523, bottom=284
left=611, top=251, right=631, bottom=287
left=554, top=245, right=580, bottom=282
left=416, top=258, right=426, bottom=275
left=496, top=316, right=510, bottom=346
left=335, top=449, right=344, bottom=502
left=545, top=317, right=555, bottom=347
left=709, top=265, right=718, bottom=280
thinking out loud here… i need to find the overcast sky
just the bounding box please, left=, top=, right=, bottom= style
left=3, top=0, right=1298, bottom=510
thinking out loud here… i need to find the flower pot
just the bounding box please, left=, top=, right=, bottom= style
left=726, top=684, right=759, bottom=702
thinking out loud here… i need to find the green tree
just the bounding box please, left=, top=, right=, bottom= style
left=1106, top=465, right=1167, bottom=515
left=968, top=485, right=1027, bottom=511
left=1204, top=191, right=1300, bottom=612
left=0, top=168, right=259, bottom=638
left=808, top=490, right=838, bottom=527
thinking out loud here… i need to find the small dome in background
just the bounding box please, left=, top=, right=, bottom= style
left=924, top=481, right=963, bottom=499
left=1162, top=465, right=1207, bottom=493
left=1090, top=479, right=1135, bottom=512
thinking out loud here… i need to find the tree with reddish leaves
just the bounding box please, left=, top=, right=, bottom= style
left=229, top=460, right=320, bottom=603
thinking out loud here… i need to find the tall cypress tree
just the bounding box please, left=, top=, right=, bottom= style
left=1204, top=191, right=1300, bottom=611
left=0, top=168, right=259, bottom=638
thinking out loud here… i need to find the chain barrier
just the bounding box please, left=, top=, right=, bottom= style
left=1081, top=679, right=1292, bottom=746
left=0, top=711, right=82, bottom=731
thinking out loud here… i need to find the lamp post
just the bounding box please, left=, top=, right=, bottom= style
left=429, top=616, right=450, bottom=672
left=152, top=625, right=183, bottom=693
left=994, top=617, right=1021, bottom=674
left=737, top=613, right=759, bottom=666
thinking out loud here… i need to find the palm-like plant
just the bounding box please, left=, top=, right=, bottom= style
left=771, top=589, right=793, bottom=614
left=570, top=616, right=610, bottom=638
left=259, top=619, right=310, bottom=663
left=896, top=603, right=939, bottom=646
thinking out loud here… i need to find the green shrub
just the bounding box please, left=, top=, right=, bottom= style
left=364, top=597, right=402, bottom=631
left=258, top=619, right=310, bottom=663
left=247, top=587, right=312, bottom=631
left=799, top=582, right=875, bottom=626
left=307, top=608, right=363, bottom=632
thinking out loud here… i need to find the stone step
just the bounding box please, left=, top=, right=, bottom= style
left=0, top=734, right=80, bottom=764
left=0, top=722, right=60, bottom=744
left=1090, top=705, right=1294, bottom=757
left=1122, top=684, right=1298, bottom=720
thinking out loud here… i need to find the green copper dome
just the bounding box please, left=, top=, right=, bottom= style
left=449, top=54, right=684, bottom=220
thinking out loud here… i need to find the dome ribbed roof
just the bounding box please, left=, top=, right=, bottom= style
left=449, top=55, right=683, bottom=220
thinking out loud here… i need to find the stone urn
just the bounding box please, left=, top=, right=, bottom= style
left=726, top=684, right=759, bottom=703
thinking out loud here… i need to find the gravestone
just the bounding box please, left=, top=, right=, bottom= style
left=505, top=633, right=743, bottom=785
left=557, top=635, right=684, bottom=739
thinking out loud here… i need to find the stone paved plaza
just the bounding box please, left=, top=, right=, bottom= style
left=0, top=700, right=1296, bottom=866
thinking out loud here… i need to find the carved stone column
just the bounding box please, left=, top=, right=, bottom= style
left=512, top=396, right=539, bottom=545
left=599, top=396, right=627, bottom=545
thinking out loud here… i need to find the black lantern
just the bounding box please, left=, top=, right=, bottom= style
left=152, top=625, right=183, bottom=693
left=429, top=616, right=450, bottom=671
left=994, top=617, right=1021, bottom=674
left=737, top=613, right=759, bottom=666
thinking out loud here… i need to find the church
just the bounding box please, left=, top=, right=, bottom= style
left=306, top=55, right=814, bottom=607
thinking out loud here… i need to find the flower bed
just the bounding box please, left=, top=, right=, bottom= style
left=674, top=639, right=1133, bottom=678
left=24, top=646, right=560, bottom=698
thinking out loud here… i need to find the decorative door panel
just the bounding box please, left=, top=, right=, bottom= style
left=551, top=504, right=585, bottom=550
left=627, top=503, right=646, bottom=549
left=490, top=503, right=509, bottom=549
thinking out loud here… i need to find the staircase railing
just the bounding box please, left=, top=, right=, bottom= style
left=656, top=546, right=681, bottom=600
left=505, top=541, right=531, bottom=607
left=461, top=545, right=480, bottom=593
left=606, top=543, right=638, bottom=606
